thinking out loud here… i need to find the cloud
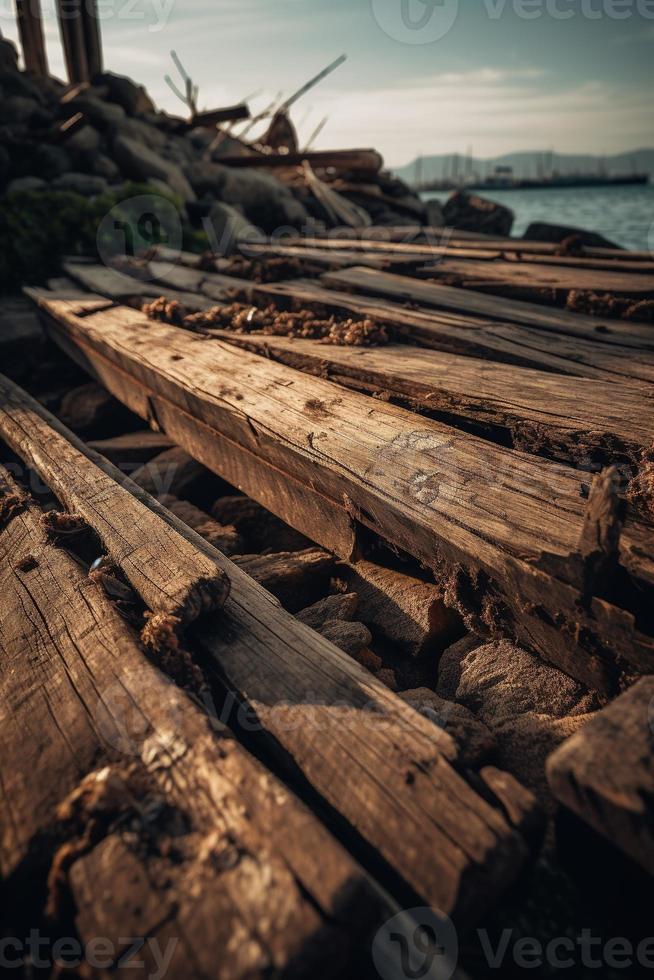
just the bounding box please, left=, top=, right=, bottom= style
left=299, top=70, right=653, bottom=166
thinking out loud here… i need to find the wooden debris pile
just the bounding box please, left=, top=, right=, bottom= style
left=1, top=221, right=654, bottom=976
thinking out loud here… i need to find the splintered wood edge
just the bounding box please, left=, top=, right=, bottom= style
left=0, top=370, right=230, bottom=623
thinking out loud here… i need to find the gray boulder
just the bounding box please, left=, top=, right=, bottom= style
left=221, top=168, right=309, bottom=233
left=53, top=173, right=109, bottom=196
left=6, top=175, right=46, bottom=194
left=442, top=190, right=514, bottom=237
left=64, top=123, right=101, bottom=153
left=113, top=134, right=196, bottom=202
left=86, top=152, right=122, bottom=181
left=185, top=161, right=309, bottom=231
left=67, top=95, right=126, bottom=128
left=92, top=71, right=155, bottom=116
left=523, top=221, right=620, bottom=250
left=0, top=34, right=18, bottom=73
left=116, top=116, right=167, bottom=150
left=425, top=197, right=445, bottom=227
left=205, top=202, right=261, bottom=254
left=184, top=159, right=229, bottom=197
left=30, top=143, right=72, bottom=179
left=0, top=95, right=41, bottom=125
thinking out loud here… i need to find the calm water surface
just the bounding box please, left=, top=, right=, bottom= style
left=421, top=184, right=654, bottom=252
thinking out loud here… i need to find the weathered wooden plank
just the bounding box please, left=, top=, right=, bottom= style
left=122, top=259, right=654, bottom=387
left=0, top=373, right=229, bottom=623
left=56, top=0, right=89, bottom=83
left=63, top=261, right=214, bottom=310
left=276, top=235, right=654, bottom=273
left=15, top=0, right=49, bottom=75
left=293, top=227, right=654, bottom=261
left=87, top=430, right=175, bottom=467
left=546, top=677, right=654, bottom=875
left=0, top=379, right=534, bottom=926
left=28, top=289, right=654, bottom=690
left=322, top=266, right=654, bottom=349
left=417, top=255, right=654, bottom=298
left=206, top=330, right=653, bottom=465
left=218, top=148, right=383, bottom=172
left=241, top=241, right=419, bottom=270
left=0, top=470, right=382, bottom=971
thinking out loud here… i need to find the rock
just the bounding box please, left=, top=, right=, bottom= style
left=67, top=95, right=126, bottom=128
left=0, top=95, right=41, bottom=125
left=6, top=176, right=46, bottom=194
left=400, top=687, right=496, bottom=768
left=63, top=123, right=101, bottom=153
left=205, top=201, right=260, bottom=253
left=84, top=152, right=122, bottom=181
left=375, top=667, right=399, bottom=691
left=296, top=592, right=359, bottom=631
left=113, top=134, right=196, bottom=202
left=438, top=639, right=600, bottom=728
left=492, top=711, right=593, bottom=811
left=318, top=620, right=372, bottom=657
left=29, top=143, right=72, bottom=180
left=116, top=116, right=167, bottom=151
left=53, top=173, right=109, bottom=196
left=92, top=71, right=156, bottom=116
left=522, top=221, right=620, bottom=250
left=436, top=633, right=484, bottom=700
left=442, top=190, right=514, bottom=237
left=341, top=560, right=461, bottom=657
left=425, top=198, right=445, bottom=227
left=218, top=165, right=309, bottom=231
left=0, top=70, right=43, bottom=103
left=184, top=159, right=229, bottom=196
left=0, top=34, right=18, bottom=73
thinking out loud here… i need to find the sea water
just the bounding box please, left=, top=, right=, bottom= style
left=421, top=183, right=654, bottom=252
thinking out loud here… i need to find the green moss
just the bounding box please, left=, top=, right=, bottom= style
left=0, top=182, right=209, bottom=294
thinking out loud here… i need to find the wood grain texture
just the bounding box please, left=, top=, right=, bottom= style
left=0, top=469, right=382, bottom=973
left=205, top=329, right=653, bottom=465
left=0, top=387, right=536, bottom=927
left=322, top=266, right=654, bottom=349
left=546, top=677, right=654, bottom=875
left=248, top=242, right=654, bottom=294
left=276, top=236, right=654, bottom=273
left=100, top=256, right=654, bottom=389
left=0, top=373, right=229, bottom=623
left=28, top=288, right=654, bottom=690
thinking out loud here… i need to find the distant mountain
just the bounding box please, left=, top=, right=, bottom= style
left=393, top=149, right=654, bottom=186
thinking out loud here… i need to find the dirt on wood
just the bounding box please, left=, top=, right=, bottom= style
left=142, top=296, right=390, bottom=346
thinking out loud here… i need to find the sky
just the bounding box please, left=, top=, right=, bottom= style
left=2, top=0, right=653, bottom=168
